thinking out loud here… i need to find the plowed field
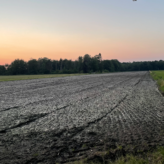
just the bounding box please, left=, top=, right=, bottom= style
left=0, top=72, right=164, bottom=163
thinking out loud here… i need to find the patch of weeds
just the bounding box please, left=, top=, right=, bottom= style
left=147, top=147, right=164, bottom=164
left=33, top=153, right=38, bottom=157
left=82, top=144, right=87, bottom=148
left=117, top=145, right=123, bottom=150
left=71, top=148, right=75, bottom=152
left=110, top=155, right=148, bottom=164
left=136, top=149, right=144, bottom=153
left=66, top=147, right=164, bottom=164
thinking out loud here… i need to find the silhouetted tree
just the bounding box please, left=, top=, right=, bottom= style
left=78, top=56, right=83, bottom=72
left=111, top=59, right=122, bottom=71
left=0, top=65, right=6, bottom=75
left=37, top=58, right=52, bottom=74
left=8, top=59, right=27, bottom=75
left=3, top=54, right=164, bottom=75
left=102, top=60, right=115, bottom=72
left=27, top=59, right=38, bottom=74
left=83, top=54, right=91, bottom=73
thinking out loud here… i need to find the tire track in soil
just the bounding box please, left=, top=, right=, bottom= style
left=71, top=72, right=144, bottom=138
left=69, top=72, right=164, bottom=161
left=1, top=72, right=164, bottom=164
left=0, top=74, right=136, bottom=112
left=0, top=74, right=138, bottom=133
left=53, top=73, right=147, bottom=161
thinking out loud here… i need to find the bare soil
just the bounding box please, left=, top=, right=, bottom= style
left=0, top=72, right=164, bottom=164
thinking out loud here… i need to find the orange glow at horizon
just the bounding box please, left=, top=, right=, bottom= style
left=1, top=30, right=164, bottom=65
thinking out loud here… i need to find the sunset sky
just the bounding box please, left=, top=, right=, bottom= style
left=0, top=0, right=164, bottom=65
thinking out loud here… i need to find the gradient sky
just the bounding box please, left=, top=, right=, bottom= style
left=0, top=0, right=164, bottom=65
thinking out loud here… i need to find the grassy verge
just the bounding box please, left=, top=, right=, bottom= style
left=110, top=147, right=164, bottom=164
left=68, top=147, right=164, bottom=164
left=150, top=71, right=164, bottom=95
left=0, top=74, right=87, bottom=82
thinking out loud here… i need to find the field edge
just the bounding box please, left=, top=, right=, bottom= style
left=0, top=73, right=87, bottom=82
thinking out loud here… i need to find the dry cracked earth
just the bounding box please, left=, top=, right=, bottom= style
left=0, top=72, right=164, bottom=164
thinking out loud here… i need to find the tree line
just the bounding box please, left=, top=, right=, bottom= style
left=0, top=53, right=164, bottom=75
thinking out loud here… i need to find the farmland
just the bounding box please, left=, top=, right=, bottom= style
left=0, top=73, right=85, bottom=82
left=0, top=72, right=164, bottom=164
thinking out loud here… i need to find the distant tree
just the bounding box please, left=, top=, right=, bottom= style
left=37, top=58, right=52, bottom=74
left=78, top=56, right=83, bottom=72
left=97, top=53, right=103, bottom=72
left=91, top=53, right=102, bottom=72
left=91, top=57, right=99, bottom=72
left=83, top=54, right=91, bottom=73
left=27, top=59, right=38, bottom=74
left=102, top=60, right=115, bottom=72
left=9, top=59, right=27, bottom=75
left=46, top=59, right=53, bottom=73
left=111, top=59, right=122, bottom=71
left=159, top=60, right=164, bottom=70
left=59, top=59, right=63, bottom=71
left=0, top=65, right=6, bottom=75
left=52, top=60, right=59, bottom=72
left=4, top=54, right=164, bottom=75
left=74, top=60, right=79, bottom=73
left=62, top=59, right=72, bottom=73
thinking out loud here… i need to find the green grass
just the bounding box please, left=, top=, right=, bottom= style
left=111, top=147, right=164, bottom=164
left=68, top=147, right=164, bottom=164
left=150, top=71, right=164, bottom=94
left=0, top=74, right=86, bottom=82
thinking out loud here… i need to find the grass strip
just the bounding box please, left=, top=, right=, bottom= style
left=68, top=147, right=164, bottom=164
left=150, top=71, right=164, bottom=94
left=0, top=74, right=87, bottom=82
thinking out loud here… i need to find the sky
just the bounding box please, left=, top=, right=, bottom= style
left=0, top=0, right=164, bottom=65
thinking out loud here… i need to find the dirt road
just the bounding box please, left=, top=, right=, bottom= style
left=0, top=72, right=164, bottom=163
